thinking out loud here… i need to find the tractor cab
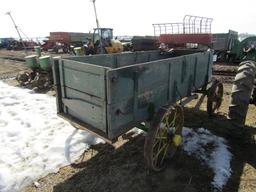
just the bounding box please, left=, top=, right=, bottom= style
left=93, top=28, right=113, bottom=53
left=93, top=28, right=113, bottom=42
left=86, top=28, right=123, bottom=55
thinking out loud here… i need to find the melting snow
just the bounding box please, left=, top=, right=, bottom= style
left=0, top=81, right=103, bottom=192
left=182, top=127, right=232, bottom=191
left=0, top=81, right=232, bottom=191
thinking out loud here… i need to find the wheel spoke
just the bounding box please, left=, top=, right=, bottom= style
left=160, top=142, right=170, bottom=165
left=153, top=142, right=169, bottom=164
left=155, top=136, right=168, bottom=139
left=163, top=114, right=170, bottom=128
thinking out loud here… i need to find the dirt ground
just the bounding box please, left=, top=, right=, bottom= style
left=0, top=51, right=255, bottom=192
left=0, top=49, right=69, bottom=59
left=0, top=58, right=29, bottom=80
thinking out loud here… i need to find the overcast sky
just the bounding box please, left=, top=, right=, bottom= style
left=0, top=0, right=255, bottom=38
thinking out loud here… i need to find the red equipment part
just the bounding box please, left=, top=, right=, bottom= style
left=159, top=34, right=212, bottom=47
left=49, top=32, right=71, bottom=43
left=153, top=15, right=213, bottom=48
left=41, top=32, right=89, bottom=52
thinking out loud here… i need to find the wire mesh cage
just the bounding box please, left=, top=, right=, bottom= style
left=153, top=15, right=213, bottom=36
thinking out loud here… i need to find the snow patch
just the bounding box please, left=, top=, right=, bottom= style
left=0, top=81, right=103, bottom=192
left=182, top=127, right=232, bottom=191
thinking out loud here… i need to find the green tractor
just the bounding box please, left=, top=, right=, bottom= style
left=229, top=36, right=256, bottom=63
left=212, top=31, right=256, bottom=63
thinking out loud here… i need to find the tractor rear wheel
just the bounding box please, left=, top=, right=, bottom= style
left=228, top=61, right=256, bottom=127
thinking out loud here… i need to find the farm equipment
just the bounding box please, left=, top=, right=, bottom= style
left=16, top=47, right=53, bottom=91
left=153, top=15, right=213, bottom=50
left=82, top=0, right=123, bottom=55
left=0, top=38, right=14, bottom=49
left=131, top=36, right=159, bottom=51
left=228, top=48, right=256, bottom=128
left=5, top=12, right=38, bottom=50
left=42, top=32, right=90, bottom=53
left=53, top=49, right=223, bottom=171
left=0, top=38, right=37, bottom=50
left=85, top=28, right=123, bottom=55
left=229, top=36, right=256, bottom=62
left=212, top=30, right=239, bottom=62
left=212, top=30, right=256, bottom=63
left=6, top=40, right=38, bottom=50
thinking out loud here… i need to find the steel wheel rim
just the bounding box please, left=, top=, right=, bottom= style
left=147, top=104, right=184, bottom=171
left=207, top=81, right=224, bottom=116
left=212, top=83, right=223, bottom=111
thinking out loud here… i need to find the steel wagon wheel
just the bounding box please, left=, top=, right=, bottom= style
left=144, top=104, right=184, bottom=171
left=207, top=80, right=224, bottom=116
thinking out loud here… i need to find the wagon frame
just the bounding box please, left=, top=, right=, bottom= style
left=53, top=50, right=223, bottom=170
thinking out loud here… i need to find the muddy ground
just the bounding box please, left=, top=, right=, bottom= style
left=0, top=50, right=255, bottom=192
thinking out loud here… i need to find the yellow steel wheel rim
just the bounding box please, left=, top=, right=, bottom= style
left=149, top=104, right=184, bottom=171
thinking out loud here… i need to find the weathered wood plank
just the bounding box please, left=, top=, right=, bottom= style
left=54, top=50, right=213, bottom=141
left=62, top=98, right=106, bottom=132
